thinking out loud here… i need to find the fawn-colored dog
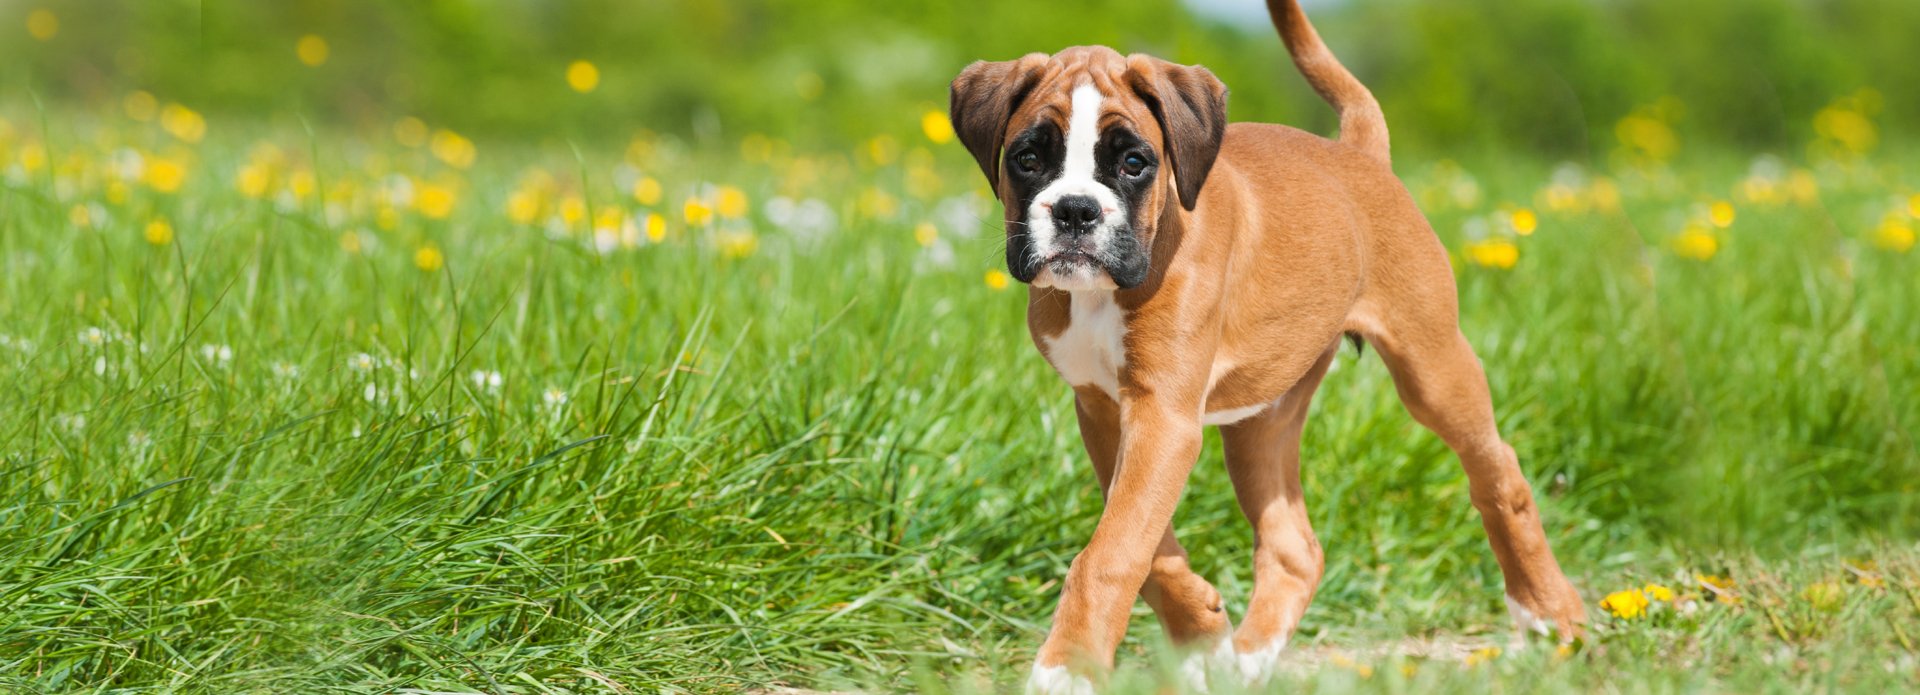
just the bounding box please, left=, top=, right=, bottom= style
left=948, top=1, right=1585, bottom=690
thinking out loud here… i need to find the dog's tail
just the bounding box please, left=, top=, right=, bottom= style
left=1267, top=0, right=1389, bottom=163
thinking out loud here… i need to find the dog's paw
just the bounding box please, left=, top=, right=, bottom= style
left=1026, top=664, right=1095, bottom=695
left=1232, top=635, right=1290, bottom=685
left=1505, top=594, right=1553, bottom=642
left=1176, top=634, right=1236, bottom=692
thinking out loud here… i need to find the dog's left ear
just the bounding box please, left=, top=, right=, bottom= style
left=1125, top=56, right=1228, bottom=211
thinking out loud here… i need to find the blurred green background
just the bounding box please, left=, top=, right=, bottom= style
left=7, top=0, right=1918, bottom=159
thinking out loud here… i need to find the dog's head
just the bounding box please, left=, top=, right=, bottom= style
left=950, top=46, right=1227, bottom=291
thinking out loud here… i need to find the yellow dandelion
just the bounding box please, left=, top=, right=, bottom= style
left=105, top=181, right=130, bottom=205
left=1464, top=646, right=1502, bottom=667
left=145, top=158, right=188, bottom=193
left=1466, top=239, right=1519, bottom=270
left=715, top=185, right=749, bottom=219
left=415, top=183, right=457, bottom=220
left=644, top=213, right=666, bottom=242
left=26, top=8, right=58, bottom=41
left=1644, top=583, right=1676, bottom=602
left=1600, top=588, right=1649, bottom=619
left=1908, top=192, right=1920, bottom=219
left=19, top=143, right=47, bottom=172
left=984, top=269, right=1010, bottom=290
left=338, top=231, right=362, bottom=254
left=913, top=222, right=938, bottom=247
left=68, top=204, right=91, bottom=228
left=1873, top=216, right=1915, bottom=253
left=393, top=117, right=429, bottom=148
left=237, top=163, right=272, bottom=198
left=921, top=110, right=955, bottom=145
left=143, top=219, right=174, bottom=246
left=717, top=231, right=758, bottom=259
left=429, top=129, right=476, bottom=169
left=506, top=189, right=541, bottom=224
left=413, top=245, right=444, bottom=272
left=1787, top=170, right=1820, bottom=205
left=160, top=104, right=206, bottom=143
left=1673, top=224, right=1718, bottom=261
left=683, top=197, right=714, bottom=226
left=566, top=60, right=600, bottom=93
left=1510, top=208, right=1538, bottom=236
left=559, top=195, right=588, bottom=227
left=375, top=206, right=399, bottom=231
left=1554, top=644, right=1576, bottom=660
left=632, top=176, right=662, bottom=205
left=865, top=135, right=899, bottom=166
left=593, top=206, right=625, bottom=232
left=1708, top=201, right=1736, bottom=228
left=296, top=34, right=329, bottom=67
left=288, top=169, right=317, bottom=200
left=123, top=91, right=158, bottom=122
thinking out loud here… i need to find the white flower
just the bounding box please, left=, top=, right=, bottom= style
left=199, top=343, right=233, bottom=365
left=542, top=387, right=569, bottom=408
left=79, top=327, right=109, bottom=347
left=55, top=413, right=87, bottom=435
left=93, top=356, right=108, bottom=376
left=272, top=362, right=301, bottom=379
left=348, top=352, right=377, bottom=372
left=470, top=370, right=503, bottom=392
left=363, top=382, right=379, bottom=403
left=128, top=431, right=152, bottom=449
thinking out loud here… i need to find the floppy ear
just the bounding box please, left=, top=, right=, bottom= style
left=1125, top=56, right=1228, bottom=211
left=949, top=53, right=1049, bottom=193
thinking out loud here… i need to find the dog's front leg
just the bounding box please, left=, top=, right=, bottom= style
left=1030, top=397, right=1205, bottom=693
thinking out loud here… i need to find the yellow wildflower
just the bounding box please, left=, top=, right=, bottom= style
left=1909, top=193, right=1920, bottom=219
left=1554, top=643, right=1576, bottom=660
left=559, top=195, right=588, bottom=227
left=106, top=181, right=130, bottom=205
left=1644, top=583, right=1675, bottom=602
left=393, top=117, right=429, bottom=148
left=69, top=204, right=91, bottom=228
left=296, top=35, right=329, bottom=67
left=144, top=219, right=174, bottom=245
left=237, top=163, right=272, bottom=198
left=632, top=176, right=662, bottom=205
left=684, top=197, right=713, bottom=226
left=338, top=231, right=363, bottom=254
left=921, top=110, right=955, bottom=144
left=160, top=104, right=206, bottom=143
left=1787, top=170, right=1820, bottom=205
left=644, top=213, right=666, bottom=242
left=1510, top=208, right=1538, bottom=236
left=26, top=9, right=58, bottom=41
left=145, top=158, right=188, bottom=193
left=715, top=186, right=749, bottom=219
left=865, top=135, right=899, bottom=166
left=717, top=231, right=757, bottom=259
left=288, top=170, right=317, bottom=200
left=1875, top=217, right=1916, bottom=253
left=1464, top=646, right=1502, bottom=667
left=415, top=183, right=457, bottom=220
left=429, top=129, right=476, bottom=169
left=1600, top=588, right=1649, bottom=619
left=984, top=269, right=1010, bottom=290
left=566, top=60, right=600, bottom=93
left=506, top=189, right=542, bottom=224
left=1673, top=224, right=1718, bottom=261
left=413, top=245, right=444, bottom=272
left=914, top=222, right=938, bottom=247
left=123, top=91, right=158, bottom=122
left=1466, top=239, right=1519, bottom=270
left=1708, top=201, right=1736, bottom=228
left=375, top=206, right=399, bottom=231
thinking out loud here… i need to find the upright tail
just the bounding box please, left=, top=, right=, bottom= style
left=1267, top=0, right=1390, bottom=163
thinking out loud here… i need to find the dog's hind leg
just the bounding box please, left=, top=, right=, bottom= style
left=1071, top=390, right=1233, bottom=650
left=1219, top=344, right=1336, bottom=684
left=1356, top=303, right=1587, bottom=640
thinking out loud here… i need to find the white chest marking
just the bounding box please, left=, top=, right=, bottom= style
left=1043, top=290, right=1126, bottom=400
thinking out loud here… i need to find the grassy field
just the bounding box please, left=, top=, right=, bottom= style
left=2, top=98, right=1918, bottom=693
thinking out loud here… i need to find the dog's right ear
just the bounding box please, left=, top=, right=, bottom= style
left=949, top=54, right=1049, bottom=194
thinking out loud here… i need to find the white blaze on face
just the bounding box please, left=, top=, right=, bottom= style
left=1029, top=83, right=1124, bottom=291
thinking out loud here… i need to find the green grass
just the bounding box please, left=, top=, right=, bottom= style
left=1, top=106, right=1917, bottom=693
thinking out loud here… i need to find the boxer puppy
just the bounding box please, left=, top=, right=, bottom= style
left=948, top=1, right=1586, bottom=691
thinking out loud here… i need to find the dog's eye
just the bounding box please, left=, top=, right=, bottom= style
left=1013, top=150, right=1041, bottom=174
left=1120, top=152, right=1149, bottom=178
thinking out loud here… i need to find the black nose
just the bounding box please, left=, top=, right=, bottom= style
left=1051, top=195, right=1102, bottom=234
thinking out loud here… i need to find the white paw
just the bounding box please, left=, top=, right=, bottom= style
left=1233, top=636, right=1289, bottom=685
left=1176, top=634, right=1236, bottom=692
left=1027, top=664, right=1096, bottom=695
left=1505, top=594, right=1553, bottom=642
